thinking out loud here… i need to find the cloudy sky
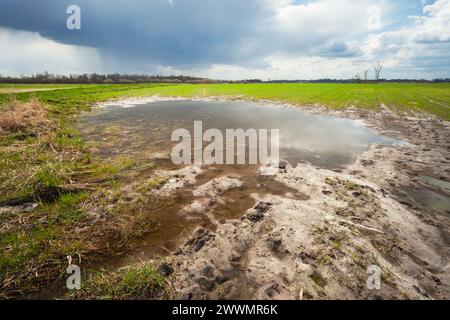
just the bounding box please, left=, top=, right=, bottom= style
left=0, top=0, right=449, bottom=80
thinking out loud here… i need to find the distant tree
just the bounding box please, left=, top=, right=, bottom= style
left=374, top=61, right=383, bottom=81
left=0, top=73, right=214, bottom=84
left=363, top=70, right=369, bottom=81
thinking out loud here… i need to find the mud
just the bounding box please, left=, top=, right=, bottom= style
left=111, top=163, right=308, bottom=267
left=81, top=98, right=450, bottom=300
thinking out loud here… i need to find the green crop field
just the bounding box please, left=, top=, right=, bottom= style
left=1, top=82, right=449, bottom=120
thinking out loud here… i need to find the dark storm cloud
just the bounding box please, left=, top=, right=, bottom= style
left=0, top=0, right=271, bottom=66
left=2, top=0, right=448, bottom=79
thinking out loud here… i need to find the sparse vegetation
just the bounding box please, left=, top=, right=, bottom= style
left=0, top=89, right=165, bottom=298
left=68, top=263, right=168, bottom=300
left=137, top=177, right=167, bottom=193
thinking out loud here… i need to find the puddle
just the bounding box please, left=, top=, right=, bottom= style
left=79, top=99, right=399, bottom=264
left=421, top=176, right=450, bottom=194
left=405, top=176, right=450, bottom=215
left=81, top=99, right=397, bottom=170
left=405, top=188, right=450, bottom=215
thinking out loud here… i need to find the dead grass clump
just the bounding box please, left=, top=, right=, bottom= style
left=0, top=97, right=51, bottom=136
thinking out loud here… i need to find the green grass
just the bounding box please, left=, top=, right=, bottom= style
left=71, top=263, right=167, bottom=300
left=0, top=83, right=78, bottom=91
left=0, top=225, right=57, bottom=276
left=137, top=177, right=166, bottom=193
left=0, top=94, right=141, bottom=297
left=56, top=192, right=88, bottom=225
left=1, top=82, right=449, bottom=119
left=91, top=156, right=135, bottom=180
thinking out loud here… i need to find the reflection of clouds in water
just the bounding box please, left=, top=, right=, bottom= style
left=280, top=123, right=374, bottom=153
left=82, top=99, right=398, bottom=168
left=257, top=107, right=393, bottom=154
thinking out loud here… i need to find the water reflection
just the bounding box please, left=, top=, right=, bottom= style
left=82, top=99, right=397, bottom=169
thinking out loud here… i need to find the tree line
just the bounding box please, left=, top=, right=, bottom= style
left=0, top=72, right=448, bottom=84
left=0, top=72, right=221, bottom=84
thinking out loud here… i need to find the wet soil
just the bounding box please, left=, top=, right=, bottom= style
left=77, top=97, right=450, bottom=300
left=112, top=163, right=309, bottom=267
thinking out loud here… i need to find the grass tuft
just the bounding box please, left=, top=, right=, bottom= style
left=71, top=263, right=167, bottom=300
left=0, top=96, right=52, bottom=137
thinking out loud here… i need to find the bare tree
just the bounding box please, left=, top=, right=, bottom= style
left=363, top=70, right=369, bottom=81
left=374, top=61, right=383, bottom=81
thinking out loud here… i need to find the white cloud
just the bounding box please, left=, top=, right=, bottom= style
left=273, top=0, right=384, bottom=36
left=364, top=0, right=450, bottom=54
left=415, top=0, right=450, bottom=42
left=360, top=0, right=450, bottom=78
left=0, top=28, right=102, bottom=76
left=155, top=55, right=370, bottom=81
left=257, top=0, right=391, bottom=57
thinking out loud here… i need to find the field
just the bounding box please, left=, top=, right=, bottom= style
left=0, top=82, right=449, bottom=299
left=1, top=82, right=449, bottom=119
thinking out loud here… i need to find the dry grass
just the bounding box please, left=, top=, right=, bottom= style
left=0, top=97, right=52, bottom=136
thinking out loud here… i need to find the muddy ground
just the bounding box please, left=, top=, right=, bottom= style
left=85, top=97, right=450, bottom=299
left=117, top=104, right=447, bottom=302
left=82, top=98, right=449, bottom=300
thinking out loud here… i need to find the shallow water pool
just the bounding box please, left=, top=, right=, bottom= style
left=83, top=99, right=397, bottom=169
